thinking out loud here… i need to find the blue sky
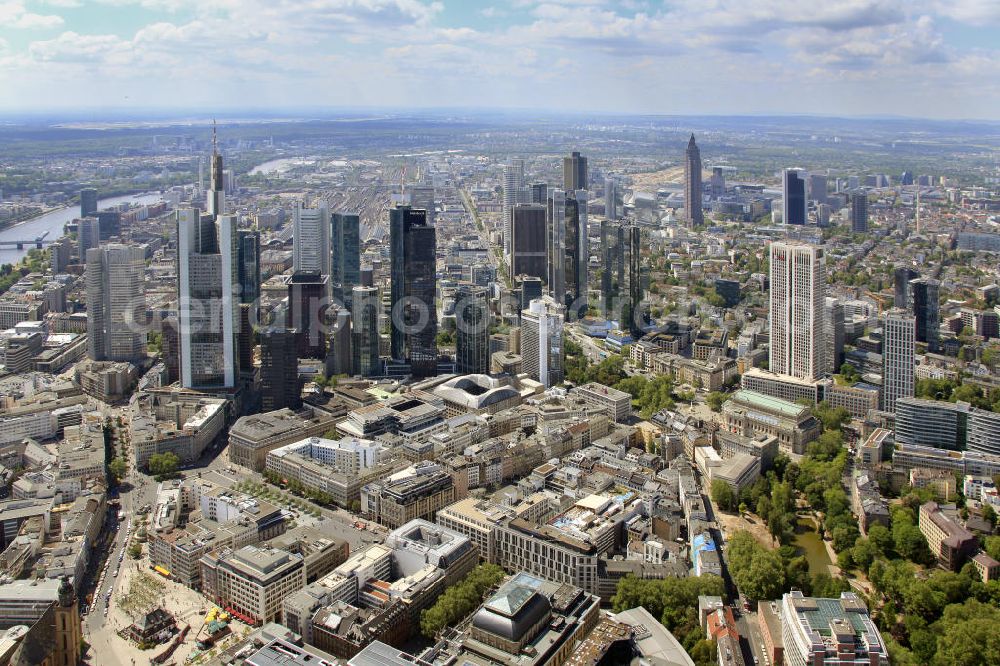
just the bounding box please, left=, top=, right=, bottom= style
left=1, top=0, right=999, bottom=119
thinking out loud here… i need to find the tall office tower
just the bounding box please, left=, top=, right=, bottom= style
left=882, top=309, right=915, bottom=413
left=236, top=230, right=260, bottom=379
left=515, top=275, right=544, bottom=315
left=503, top=160, right=526, bottom=259
left=530, top=182, right=548, bottom=205
left=455, top=284, right=490, bottom=374
left=327, top=308, right=352, bottom=376
left=563, top=151, right=588, bottom=191
left=331, top=213, right=361, bottom=308
left=96, top=210, right=122, bottom=241
left=850, top=192, right=868, bottom=233
left=599, top=220, right=616, bottom=313
left=408, top=185, right=436, bottom=224
left=546, top=189, right=566, bottom=305
left=511, top=204, right=547, bottom=282
left=85, top=244, right=146, bottom=362
left=50, top=237, right=72, bottom=273
left=625, top=225, right=646, bottom=337
left=808, top=173, right=827, bottom=205
left=605, top=175, right=618, bottom=219
left=823, top=297, right=845, bottom=375
left=260, top=328, right=301, bottom=412
left=769, top=242, right=825, bottom=380
left=389, top=206, right=438, bottom=377
left=684, top=135, right=704, bottom=228
left=207, top=124, right=226, bottom=219
left=162, top=316, right=179, bottom=384
left=351, top=285, right=380, bottom=377
left=563, top=190, right=589, bottom=314
left=710, top=167, right=725, bottom=200
left=292, top=203, right=331, bottom=278
left=286, top=272, right=329, bottom=359
left=177, top=209, right=239, bottom=389
left=894, top=267, right=919, bottom=309
left=78, top=216, right=101, bottom=261
left=908, top=277, right=940, bottom=352
left=80, top=188, right=98, bottom=218
left=782, top=169, right=808, bottom=226
left=521, top=296, right=565, bottom=388
left=900, top=171, right=914, bottom=186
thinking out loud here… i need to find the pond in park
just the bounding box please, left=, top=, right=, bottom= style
left=794, top=515, right=834, bottom=574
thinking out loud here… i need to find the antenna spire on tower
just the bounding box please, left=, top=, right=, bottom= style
left=212, top=118, right=218, bottom=156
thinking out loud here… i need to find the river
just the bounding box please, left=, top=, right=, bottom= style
left=0, top=192, right=164, bottom=264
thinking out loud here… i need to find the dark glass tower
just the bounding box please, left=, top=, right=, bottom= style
left=390, top=206, right=437, bottom=377
left=894, top=267, right=919, bottom=309
left=783, top=169, right=807, bottom=225
left=909, top=277, right=940, bottom=352
left=352, top=285, right=380, bottom=377
left=80, top=188, right=98, bottom=218
left=260, top=328, right=301, bottom=412
left=237, top=230, right=260, bottom=379
left=850, top=192, right=868, bottom=233
left=332, top=212, right=361, bottom=309
left=286, top=272, right=328, bottom=359
left=511, top=204, right=547, bottom=283
left=455, top=284, right=490, bottom=374
left=684, top=135, right=704, bottom=228
left=563, top=151, right=588, bottom=191
left=626, top=225, right=645, bottom=337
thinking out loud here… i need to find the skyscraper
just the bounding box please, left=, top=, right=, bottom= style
left=850, top=192, right=868, bottom=233
left=908, top=277, right=940, bottom=352
left=503, top=160, right=526, bottom=260
left=625, top=225, right=645, bottom=337
left=563, top=151, right=588, bottom=191
left=293, top=203, right=331, bottom=278
left=600, top=220, right=617, bottom=314
left=260, top=328, right=301, bottom=412
left=208, top=123, right=226, bottom=219
left=769, top=242, right=825, bottom=380
left=894, top=267, right=919, bottom=309
left=563, top=190, right=589, bottom=315
left=710, top=167, right=725, bottom=199
left=177, top=209, right=239, bottom=389
left=389, top=206, right=437, bottom=377
left=236, top=230, right=260, bottom=379
left=408, top=186, right=436, bottom=224
left=530, top=182, right=548, bottom=205
left=684, top=135, right=704, bottom=228
left=351, top=285, right=380, bottom=377
left=824, top=297, right=845, bottom=375
left=882, top=309, right=915, bottom=413
left=331, top=213, right=361, bottom=309
left=286, top=272, right=328, bottom=359
left=327, top=309, right=352, bottom=377
left=546, top=189, right=566, bottom=303
left=78, top=216, right=101, bottom=262
left=808, top=173, right=827, bottom=205
left=604, top=175, right=618, bottom=219
left=86, top=243, right=146, bottom=362
left=96, top=210, right=121, bottom=241
left=80, top=188, right=98, bottom=218
left=782, top=169, right=807, bottom=226
left=455, top=284, right=490, bottom=375
left=511, top=204, right=547, bottom=282
left=521, top=296, right=565, bottom=388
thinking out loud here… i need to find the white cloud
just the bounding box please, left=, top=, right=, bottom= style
left=40, top=0, right=82, bottom=7
left=0, top=1, right=64, bottom=28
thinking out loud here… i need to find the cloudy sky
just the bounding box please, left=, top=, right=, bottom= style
left=1, top=0, right=998, bottom=119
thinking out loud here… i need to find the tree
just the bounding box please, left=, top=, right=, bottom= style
left=706, top=391, right=729, bottom=412
left=127, top=543, right=142, bottom=559
left=727, top=531, right=787, bottom=601
left=711, top=480, right=736, bottom=512
left=148, top=452, right=180, bottom=479
left=983, top=504, right=997, bottom=528
left=108, top=457, right=127, bottom=482
left=420, top=564, right=504, bottom=638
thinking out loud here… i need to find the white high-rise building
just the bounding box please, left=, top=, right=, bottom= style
left=882, top=308, right=915, bottom=413
left=769, top=242, right=825, bottom=380
left=177, top=209, right=239, bottom=389
left=292, top=203, right=331, bottom=277
left=521, top=296, right=565, bottom=388
left=86, top=243, right=146, bottom=362
left=503, top=160, right=527, bottom=260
